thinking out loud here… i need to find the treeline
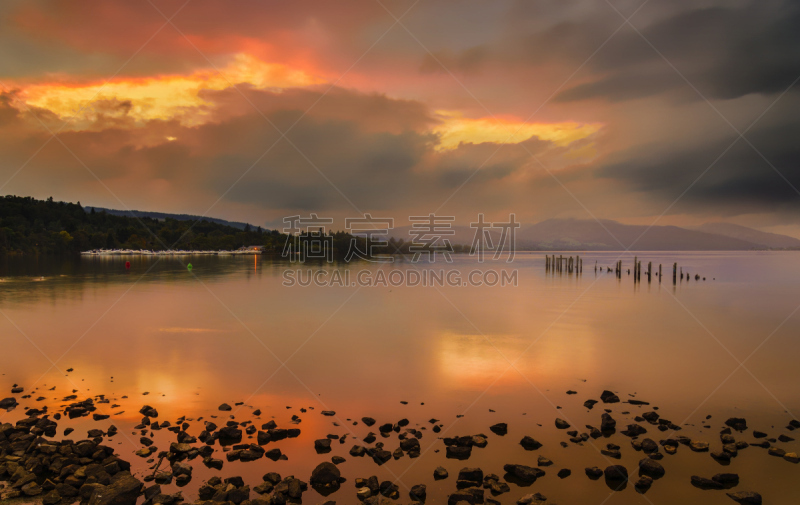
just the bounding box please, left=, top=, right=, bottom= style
left=0, top=195, right=284, bottom=255
left=0, top=196, right=472, bottom=257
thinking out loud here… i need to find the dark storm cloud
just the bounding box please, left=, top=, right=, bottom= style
left=599, top=115, right=800, bottom=215
left=554, top=0, right=800, bottom=102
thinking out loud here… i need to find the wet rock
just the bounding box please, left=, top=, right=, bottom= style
left=516, top=492, right=548, bottom=504
left=86, top=471, right=143, bottom=505
left=0, top=397, right=18, bottom=409
left=768, top=447, right=786, bottom=457
left=600, top=413, right=616, bottom=431
left=537, top=456, right=553, bottom=467
left=410, top=483, right=427, bottom=501
left=691, top=476, right=724, bottom=489
left=585, top=467, right=603, bottom=479
left=446, top=445, right=472, bottom=459
left=635, top=475, right=653, bottom=491
left=448, top=488, right=484, bottom=505
left=520, top=436, right=542, bottom=450
left=601, top=390, right=620, bottom=403
left=434, top=467, right=449, bottom=480
left=503, top=464, right=545, bottom=484
left=372, top=449, right=392, bottom=465
left=584, top=399, right=598, bottom=410
left=490, top=423, right=508, bottom=436
left=362, top=417, right=376, bottom=426
left=218, top=403, right=232, bottom=411
left=638, top=458, right=665, bottom=478
left=458, top=467, right=484, bottom=486
left=784, top=452, right=799, bottom=463
left=726, top=491, right=762, bottom=504
left=690, top=441, right=709, bottom=452
left=555, top=418, right=570, bottom=429
left=310, top=462, right=340, bottom=490
left=315, top=438, right=332, bottom=452
left=604, top=465, right=628, bottom=481
left=350, top=445, right=366, bottom=457
left=621, top=424, right=647, bottom=437
left=557, top=468, right=571, bottom=478
left=725, top=418, right=748, bottom=431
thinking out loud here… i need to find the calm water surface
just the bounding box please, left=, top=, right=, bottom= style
left=1, top=252, right=799, bottom=504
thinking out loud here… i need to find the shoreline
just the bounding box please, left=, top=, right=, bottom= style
left=2, top=382, right=796, bottom=505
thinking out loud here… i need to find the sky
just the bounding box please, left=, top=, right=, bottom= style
left=0, top=0, right=798, bottom=236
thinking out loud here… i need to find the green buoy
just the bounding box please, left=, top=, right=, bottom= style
left=187, top=263, right=193, bottom=271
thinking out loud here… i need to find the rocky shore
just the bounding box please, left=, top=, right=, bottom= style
left=2, top=385, right=797, bottom=505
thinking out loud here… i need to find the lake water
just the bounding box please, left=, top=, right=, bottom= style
left=1, top=251, right=799, bottom=504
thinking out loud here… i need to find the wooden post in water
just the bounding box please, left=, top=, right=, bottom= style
left=673, top=263, right=677, bottom=284
left=647, top=262, right=652, bottom=283
left=659, top=264, right=662, bottom=283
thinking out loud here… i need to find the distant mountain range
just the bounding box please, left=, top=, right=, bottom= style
left=388, top=218, right=800, bottom=251
left=84, top=206, right=260, bottom=231
left=84, top=205, right=800, bottom=251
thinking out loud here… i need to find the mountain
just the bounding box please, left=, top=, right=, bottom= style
left=514, top=218, right=759, bottom=251
left=690, top=223, right=800, bottom=249
left=84, top=206, right=260, bottom=231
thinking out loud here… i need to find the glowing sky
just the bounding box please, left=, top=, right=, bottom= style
left=0, top=0, right=798, bottom=234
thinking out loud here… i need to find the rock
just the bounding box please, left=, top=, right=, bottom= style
left=557, top=468, right=571, bottom=478
left=555, top=418, right=570, bottom=429
left=691, top=476, right=724, bottom=489
left=635, top=475, right=653, bottom=490
left=434, top=467, right=449, bottom=480
left=768, top=447, right=786, bottom=457
left=604, top=465, right=628, bottom=480
left=784, top=452, right=799, bottom=463
left=87, top=472, right=143, bottom=505
left=490, top=423, right=508, bottom=436
left=448, top=488, right=484, bottom=505
left=600, top=413, right=616, bottom=431
left=585, top=467, right=603, bottom=479
left=503, top=464, right=545, bottom=484
left=520, top=436, right=542, bottom=450
left=310, top=462, right=340, bottom=488
left=410, top=483, right=427, bottom=501
left=537, top=456, right=553, bottom=467
left=725, top=418, right=747, bottom=431
left=516, top=492, right=548, bottom=504
left=315, top=438, right=332, bottom=451
left=321, top=410, right=336, bottom=416
left=0, top=397, right=18, bottom=409
left=218, top=403, right=232, bottom=411
left=350, top=445, right=366, bottom=457
left=690, top=441, right=709, bottom=452
left=726, top=491, right=762, bottom=504
left=638, top=458, right=665, bottom=478
left=42, top=489, right=61, bottom=505
left=584, top=399, right=598, bottom=409
left=446, top=445, right=472, bottom=459
left=601, top=390, right=620, bottom=403
left=714, top=473, right=740, bottom=484
left=362, top=416, right=376, bottom=426
left=458, top=467, right=484, bottom=484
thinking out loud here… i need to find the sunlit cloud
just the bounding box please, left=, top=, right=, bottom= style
left=15, top=54, right=324, bottom=127
left=432, top=111, right=603, bottom=152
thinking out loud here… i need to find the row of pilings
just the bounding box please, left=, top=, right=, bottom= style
left=547, top=256, right=706, bottom=284
left=545, top=254, right=583, bottom=274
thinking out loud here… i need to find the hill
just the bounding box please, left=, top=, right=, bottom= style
left=690, top=222, right=800, bottom=249
left=515, top=218, right=759, bottom=251
left=83, top=206, right=256, bottom=231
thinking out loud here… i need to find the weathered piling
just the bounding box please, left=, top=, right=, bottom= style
left=647, top=262, right=652, bottom=283
left=659, top=264, right=662, bottom=283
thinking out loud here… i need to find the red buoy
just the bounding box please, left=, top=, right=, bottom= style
left=125, top=261, right=131, bottom=269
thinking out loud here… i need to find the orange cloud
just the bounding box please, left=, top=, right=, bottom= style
left=16, top=54, right=324, bottom=127
left=432, top=111, right=603, bottom=151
